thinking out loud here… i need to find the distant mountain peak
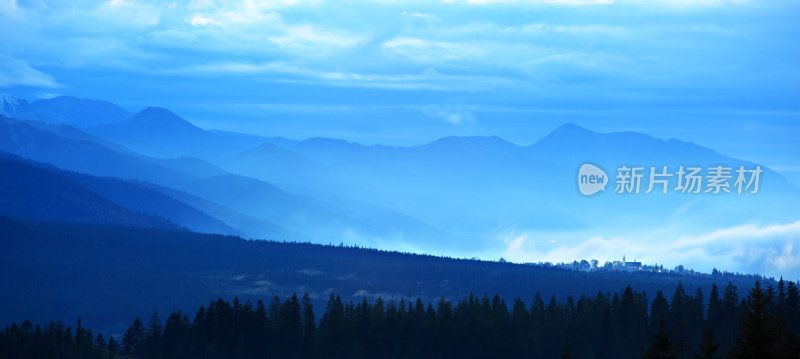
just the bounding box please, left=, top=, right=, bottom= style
left=134, top=106, right=181, bottom=120
left=303, top=137, right=356, bottom=145
left=535, top=122, right=596, bottom=145
left=45, top=95, right=79, bottom=102
left=423, top=136, right=496, bottom=150
left=299, top=137, right=364, bottom=149
left=425, top=135, right=516, bottom=146
left=426, top=136, right=472, bottom=146
left=551, top=122, right=593, bottom=135
left=128, top=107, right=202, bottom=130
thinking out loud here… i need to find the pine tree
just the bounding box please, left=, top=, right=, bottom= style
left=143, top=311, right=163, bottom=359
left=651, top=290, right=669, bottom=333
left=319, top=294, right=346, bottom=358
left=279, top=293, right=302, bottom=356
left=643, top=320, right=677, bottom=359
left=107, top=336, right=120, bottom=355
left=730, top=281, right=778, bottom=359
left=670, top=282, right=693, bottom=358
left=777, top=278, right=787, bottom=317
left=707, top=284, right=722, bottom=332
left=786, top=281, right=800, bottom=334
left=94, top=333, right=106, bottom=351
left=122, top=317, right=145, bottom=357
left=163, top=311, right=190, bottom=359
left=695, top=327, right=720, bottom=359
left=301, top=292, right=316, bottom=343
left=719, top=282, right=741, bottom=349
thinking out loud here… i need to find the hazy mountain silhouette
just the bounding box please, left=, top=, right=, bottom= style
left=527, top=122, right=740, bottom=166
left=237, top=122, right=799, bottom=242
left=88, top=107, right=264, bottom=159
left=181, top=174, right=447, bottom=248
left=225, top=142, right=327, bottom=188
left=1, top=95, right=131, bottom=127
left=521, top=122, right=800, bottom=231
left=0, top=114, right=446, bottom=246
left=137, top=181, right=301, bottom=241
left=0, top=153, right=178, bottom=229
left=0, top=151, right=241, bottom=234
left=0, top=115, right=197, bottom=186
left=1, top=96, right=797, bottom=337
left=2, top=96, right=799, bottom=253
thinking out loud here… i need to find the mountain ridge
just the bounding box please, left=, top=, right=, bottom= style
left=2, top=95, right=798, bottom=271
left=0, top=152, right=180, bottom=230
left=1, top=95, right=132, bottom=127
left=0, top=214, right=766, bottom=335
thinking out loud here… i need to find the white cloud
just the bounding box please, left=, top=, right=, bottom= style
left=450, top=0, right=750, bottom=4
left=0, top=0, right=20, bottom=17
left=138, top=6, right=362, bottom=57
left=0, top=56, right=61, bottom=88
left=519, top=23, right=627, bottom=35
left=166, top=61, right=516, bottom=90
left=550, top=0, right=613, bottom=3
left=460, top=0, right=613, bottom=4
left=401, top=11, right=437, bottom=18
left=422, top=104, right=476, bottom=125
left=1, top=0, right=794, bottom=141
left=94, top=0, right=161, bottom=26
left=382, top=37, right=486, bottom=62
left=187, top=0, right=319, bottom=12
left=501, top=221, right=800, bottom=279
left=645, top=0, right=748, bottom=5
left=188, top=14, right=219, bottom=26
left=269, top=25, right=364, bottom=53
left=184, top=3, right=283, bottom=25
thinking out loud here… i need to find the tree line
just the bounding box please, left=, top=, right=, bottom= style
left=2, top=279, right=798, bottom=359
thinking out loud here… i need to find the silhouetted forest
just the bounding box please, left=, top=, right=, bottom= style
left=2, top=280, right=798, bottom=359
left=1, top=215, right=768, bottom=336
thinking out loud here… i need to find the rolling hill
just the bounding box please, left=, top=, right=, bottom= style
left=0, top=152, right=239, bottom=234
left=0, top=215, right=763, bottom=336
left=0, top=153, right=178, bottom=230
left=0, top=114, right=448, bottom=246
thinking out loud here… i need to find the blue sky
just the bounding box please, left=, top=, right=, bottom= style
left=1, top=0, right=798, bottom=177
left=2, top=0, right=798, bottom=140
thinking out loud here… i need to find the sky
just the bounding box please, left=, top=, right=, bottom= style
left=2, top=1, right=798, bottom=143
left=1, top=0, right=800, bottom=276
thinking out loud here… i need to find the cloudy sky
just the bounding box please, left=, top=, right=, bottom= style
left=2, top=0, right=798, bottom=157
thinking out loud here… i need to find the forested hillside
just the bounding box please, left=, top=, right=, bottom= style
left=3, top=280, right=798, bottom=359
left=0, top=215, right=766, bottom=337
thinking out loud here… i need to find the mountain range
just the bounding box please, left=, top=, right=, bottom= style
left=0, top=94, right=796, bottom=335
left=0, top=95, right=131, bottom=127
left=0, top=214, right=765, bottom=335
left=0, top=95, right=798, bottom=255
